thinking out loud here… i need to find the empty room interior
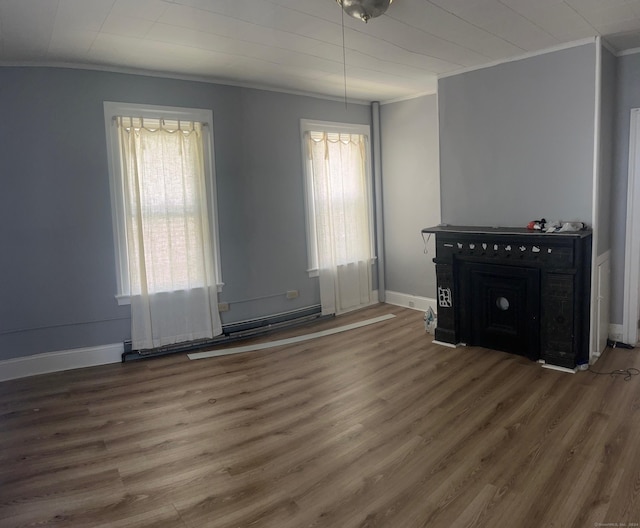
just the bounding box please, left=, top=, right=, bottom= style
left=3, top=0, right=640, bottom=526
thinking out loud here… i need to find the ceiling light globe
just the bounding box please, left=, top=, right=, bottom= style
left=336, top=0, right=393, bottom=22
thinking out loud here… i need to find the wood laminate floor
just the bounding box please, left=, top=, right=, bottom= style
left=1, top=304, right=640, bottom=528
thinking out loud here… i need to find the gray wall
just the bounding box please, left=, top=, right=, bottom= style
left=611, top=53, right=640, bottom=323
left=598, top=46, right=616, bottom=257
left=380, top=95, right=440, bottom=299
left=0, top=67, right=371, bottom=361
left=438, top=43, right=596, bottom=227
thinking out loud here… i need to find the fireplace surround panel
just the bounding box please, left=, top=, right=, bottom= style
left=422, top=226, right=592, bottom=369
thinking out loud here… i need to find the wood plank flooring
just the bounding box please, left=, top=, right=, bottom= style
left=1, top=304, right=640, bottom=528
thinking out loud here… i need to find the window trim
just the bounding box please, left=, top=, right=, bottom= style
left=104, top=101, right=223, bottom=305
left=299, top=119, right=376, bottom=278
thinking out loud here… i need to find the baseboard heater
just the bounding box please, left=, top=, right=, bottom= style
left=121, top=305, right=325, bottom=362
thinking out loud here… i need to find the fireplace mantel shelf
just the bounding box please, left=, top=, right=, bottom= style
left=422, top=225, right=592, bottom=238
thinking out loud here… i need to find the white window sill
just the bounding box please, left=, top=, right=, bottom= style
left=116, top=283, right=225, bottom=306
left=307, top=257, right=377, bottom=278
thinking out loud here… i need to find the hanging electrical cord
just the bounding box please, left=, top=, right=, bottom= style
left=606, top=338, right=635, bottom=349
left=422, top=232, right=431, bottom=255
left=586, top=339, right=639, bottom=381
left=341, top=6, right=348, bottom=108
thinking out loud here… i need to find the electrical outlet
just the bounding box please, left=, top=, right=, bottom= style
left=409, top=301, right=415, bottom=308
left=286, top=290, right=299, bottom=299
left=218, top=302, right=230, bottom=312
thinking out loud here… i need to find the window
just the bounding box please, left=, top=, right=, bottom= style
left=301, top=119, right=375, bottom=275
left=301, top=119, right=375, bottom=314
left=104, top=102, right=222, bottom=305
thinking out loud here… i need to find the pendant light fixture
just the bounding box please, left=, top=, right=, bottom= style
left=336, top=0, right=393, bottom=23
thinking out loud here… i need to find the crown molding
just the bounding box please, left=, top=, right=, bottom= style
left=380, top=89, right=437, bottom=105
left=438, top=37, right=598, bottom=81
left=0, top=60, right=372, bottom=106
left=617, top=46, right=640, bottom=57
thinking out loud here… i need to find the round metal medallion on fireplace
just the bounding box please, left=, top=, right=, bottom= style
left=496, top=296, right=510, bottom=311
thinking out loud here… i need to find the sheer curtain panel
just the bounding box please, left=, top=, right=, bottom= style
left=117, top=117, right=222, bottom=350
left=306, top=131, right=373, bottom=315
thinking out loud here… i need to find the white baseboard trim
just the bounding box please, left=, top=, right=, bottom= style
left=385, top=290, right=437, bottom=313
left=0, top=343, right=124, bottom=382
left=432, top=340, right=459, bottom=348
left=541, top=363, right=577, bottom=374
left=609, top=324, right=624, bottom=342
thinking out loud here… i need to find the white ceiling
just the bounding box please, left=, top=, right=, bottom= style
left=1, top=0, right=640, bottom=103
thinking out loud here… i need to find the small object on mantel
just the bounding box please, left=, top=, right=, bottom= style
left=527, top=218, right=546, bottom=230
left=543, top=220, right=561, bottom=232
left=558, top=221, right=586, bottom=232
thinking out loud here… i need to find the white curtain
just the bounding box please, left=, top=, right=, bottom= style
left=117, top=117, right=222, bottom=350
left=306, top=131, right=373, bottom=315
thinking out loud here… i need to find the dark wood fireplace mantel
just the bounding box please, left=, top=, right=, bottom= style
left=422, top=225, right=592, bottom=369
